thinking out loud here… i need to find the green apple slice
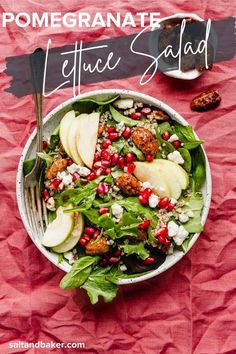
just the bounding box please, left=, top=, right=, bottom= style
left=68, top=115, right=86, bottom=165
left=158, top=168, right=182, bottom=200
left=154, top=159, right=189, bottom=190
left=41, top=205, right=74, bottom=248
left=134, top=161, right=170, bottom=198
left=52, top=213, right=84, bottom=253
left=76, top=112, right=100, bottom=168
left=59, top=111, right=75, bottom=158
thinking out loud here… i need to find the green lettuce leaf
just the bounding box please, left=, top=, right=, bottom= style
left=119, top=243, right=149, bottom=260
left=72, top=95, right=119, bottom=114
left=181, top=192, right=204, bottom=233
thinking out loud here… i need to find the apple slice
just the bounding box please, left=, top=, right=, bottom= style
left=154, top=159, right=189, bottom=190
left=52, top=213, right=84, bottom=253
left=41, top=205, right=74, bottom=248
left=158, top=168, right=181, bottom=200
left=59, top=111, right=75, bottom=158
left=68, top=114, right=87, bottom=165
left=76, top=112, right=100, bottom=168
left=134, top=161, right=170, bottom=198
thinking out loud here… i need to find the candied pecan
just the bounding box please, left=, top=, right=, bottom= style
left=191, top=89, right=221, bottom=111
left=85, top=236, right=110, bottom=255
left=150, top=110, right=169, bottom=121
left=131, top=127, right=158, bottom=155
left=116, top=173, right=141, bottom=196
left=45, top=157, right=67, bottom=180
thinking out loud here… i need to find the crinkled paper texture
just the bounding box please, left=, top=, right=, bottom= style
left=0, top=0, right=236, bottom=353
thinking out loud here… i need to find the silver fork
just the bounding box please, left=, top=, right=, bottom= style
left=24, top=48, right=48, bottom=237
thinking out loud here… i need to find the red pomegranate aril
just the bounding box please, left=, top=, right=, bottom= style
left=168, top=203, right=175, bottom=211
left=84, top=226, right=96, bottom=235
left=156, top=227, right=168, bottom=239
left=106, top=126, right=116, bottom=133
left=138, top=219, right=151, bottom=229
left=141, top=107, right=152, bottom=116
left=67, top=158, right=74, bottom=166
left=172, top=140, right=181, bottom=149
left=118, top=156, right=126, bottom=169
left=105, top=168, right=111, bottom=175
left=141, top=188, right=152, bottom=199
left=87, top=171, right=97, bottom=181
left=127, top=162, right=136, bottom=174
left=99, top=207, right=109, bottom=215
left=72, top=172, right=80, bottom=182
left=93, top=230, right=100, bottom=239
left=100, top=258, right=109, bottom=267
left=83, top=234, right=91, bottom=242
left=162, top=131, right=170, bottom=141
left=113, top=249, right=122, bottom=257
left=42, top=140, right=48, bottom=150
left=109, top=257, right=120, bottom=264
left=143, top=256, right=154, bottom=264
left=102, top=139, right=112, bottom=149
left=96, top=167, right=105, bottom=176
left=126, top=152, right=135, bottom=163
left=158, top=197, right=170, bottom=209
left=43, top=189, right=50, bottom=201
left=130, top=112, right=142, bottom=120
left=145, top=154, right=154, bottom=162
left=139, top=194, right=148, bottom=205
left=108, top=132, right=119, bottom=141
left=111, top=152, right=120, bottom=166
left=79, top=238, right=88, bottom=246
left=97, top=182, right=106, bottom=194
left=122, top=127, right=131, bottom=139
left=101, top=160, right=111, bottom=168
left=101, top=150, right=111, bottom=161
left=94, top=153, right=101, bottom=162
left=50, top=179, right=61, bottom=190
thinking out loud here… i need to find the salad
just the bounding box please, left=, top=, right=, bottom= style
left=23, top=95, right=206, bottom=304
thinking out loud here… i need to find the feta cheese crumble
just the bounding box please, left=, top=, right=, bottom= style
left=78, top=166, right=90, bottom=177
left=67, top=163, right=78, bottom=174
left=167, top=151, right=184, bottom=165
left=167, top=221, right=189, bottom=245
left=179, top=213, right=189, bottom=223
left=62, top=174, right=73, bottom=186
left=113, top=98, right=134, bottom=110
left=111, top=203, right=123, bottom=221
left=46, top=197, right=56, bottom=211
left=120, top=264, right=127, bottom=272
left=148, top=194, right=159, bottom=208
left=167, top=221, right=179, bottom=237
left=142, top=181, right=152, bottom=190
left=168, top=134, right=179, bottom=143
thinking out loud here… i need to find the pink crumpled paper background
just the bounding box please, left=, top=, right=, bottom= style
left=0, top=0, right=236, bottom=353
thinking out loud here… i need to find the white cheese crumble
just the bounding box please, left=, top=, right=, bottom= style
left=78, top=166, right=90, bottom=177
left=142, top=181, right=152, bottom=190
left=167, top=221, right=179, bottom=237
left=167, top=151, right=184, bottom=165
left=111, top=203, right=123, bottom=221
left=186, top=210, right=194, bottom=218
left=46, top=197, right=56, bottom=211
left=173, top=226, right=189, bottom=246
left=120, top=264, right=127, bottom=272
left=179, top=213, right=189, bottom=223
left=67, top=163, right=78, bottom=174
left=168, top=134, right=179, bottom=143
left=57, top=171, right=67, bottom=180
left=113, top=98, right=134, bottom=110
left=148, top=194, right=159, bottom=208
left=64, top=252, right=75, bottom=265
left=62, top=174, right=73, bottom=186
left=170, top=198, right=178, bottom=205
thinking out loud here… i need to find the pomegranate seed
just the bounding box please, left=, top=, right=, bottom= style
left=111, top=153, right=120, bottom=166
left=109, top=257, right=120, bottom=263
left=131, top=112, right=142, bottom=120
left=93, top=230, right=100, bottom=239
left=67, top=158, right=74, bottom=166
left=101, top=160, right=111, bottom=168
left=108, top=132, right=119, bottom=141
left=122, top=127, right=131, bottom=139
left=162, top=131, right=170, bottom=141
left=141, top=107, right=152, bottom=116
left=158, top=197, right=170, bottom=209
left=83, top=234, right=91, bottom=242
left=42, top=189, right=49, bottom=201
left=94, top=153, right=101, bottom=162
left=143, top=256, right=154, bottom=264
left=113, top=249, right=122, bottom=257
left=103, top=183, right=110, bottom=193
left=156, top=227, right=168, bottom=239
left=42, top=140, right=48, bottom=150
left=118, top=156, right=126, bottom=169
left=50, top=179, right=61, bottom=190
left=168, top=203, right=175, bottom=211
left=106, top=126, right=116, bottom=133
left=127, top=162, right=135, bottom=174
left=138, top=219, right=151, bottom=229
left=72, top=172, right=80, bottom=182
left=139, top=194, right=148, bottom=205
left=102, top=139, right=112, bottom=149
left=87, top=171, right=96, bottom=181
left=96, top=167, right=105, bottom=176
left=141, top=188, right=152, bottom=199
left=99, top=207, right=109, bottom=215
left=84, top=226, right=96, bottom=235
left=126, top=152, right=135, bottom=163
left=101, top=150, right=111, bottom=161
left=145, top=154, right=154, bottom=162
left=100, top=257, right=109, bottom=266
left=79, top=238, right=88, bottom=246
left=172, top=140, right=181, bottom=149
left=105, top=168, right=111, bottom=175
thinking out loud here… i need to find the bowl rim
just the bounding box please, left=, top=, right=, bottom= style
left=16, top=88, right=212, bottom=285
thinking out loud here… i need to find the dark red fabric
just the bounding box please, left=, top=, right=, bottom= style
left=0, top=1, right=236, bottom=353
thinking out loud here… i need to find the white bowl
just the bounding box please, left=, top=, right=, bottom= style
left=16, top=89, right=212, bottom=285
left=149, top=13, right=217, bottom=80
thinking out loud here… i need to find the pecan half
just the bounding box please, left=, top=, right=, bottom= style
left=191, top=89, right=221, bottom=111
left=45, top=157, right=67, bottom=180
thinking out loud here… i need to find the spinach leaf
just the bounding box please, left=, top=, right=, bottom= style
left=72, top=95, right=119, bottom=114
left=37, top=152, right=54, bottom=168
left=23, top=158, right=35, bottom=176
left=82, top=266, right=118, bottom=304
left=173, top=122, right=203, bottom=150
left=180, top=235, right=193, bottom=252
left=179, top=148, right=192, bottom=172
left=109, top=105, right=138, bottom=127
left=60, top=256, right=100, bottom=290
left=158, top=122, right=173, bottom=134
left=191, top=147, right=206, bottom=191
left=181, top=192, right=204, bottom=233
left=119, top=243, right=149, bottom=260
